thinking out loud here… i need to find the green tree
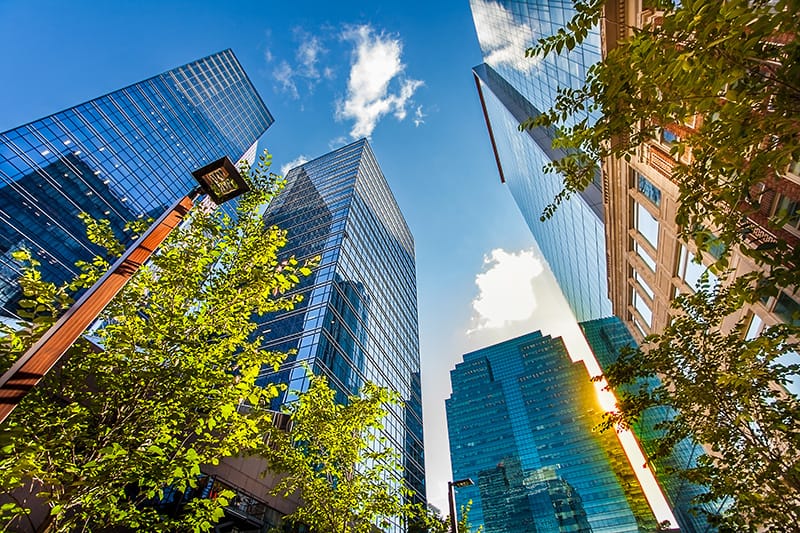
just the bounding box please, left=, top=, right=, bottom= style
left=406, top=504, right=447, bottom=533
left=523, top=0, right=800, bottom=275
left=0, top=152, right=313, bottom=532
left=406, top=497, right=480, bottom=533
left=600, top=274, right=800, bottom=531
left=263, top=373, right=419, bottom=533
left=523, top=0, right=800, bottom=529
left=455, top=501, right=481, bottom=533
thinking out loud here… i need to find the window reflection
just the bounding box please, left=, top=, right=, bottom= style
left=637, top=173, right=661, bottom=207
left=676, top=245, right=718, bottom=293
left=635, top=202, right=659, bottom=248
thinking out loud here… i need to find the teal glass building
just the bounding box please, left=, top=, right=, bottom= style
left=469, top=0, right=611, bottom=321
left=0, top=49, right=272, bottom=314
left=256, top=139, right=426, bottom=518
left=581, top=317, right=722, bottom=532
left=446, top=331, right=657, bottom=532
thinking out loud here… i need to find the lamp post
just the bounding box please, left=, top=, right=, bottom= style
left=0, top=156, right=248, bottom=424
left=448, top=478, right=474, bottom=533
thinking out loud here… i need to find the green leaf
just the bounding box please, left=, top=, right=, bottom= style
left=0, top=148, right=304, bottom=531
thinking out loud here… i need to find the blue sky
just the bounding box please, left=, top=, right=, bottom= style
left=0, top=0, right=581, bottom=513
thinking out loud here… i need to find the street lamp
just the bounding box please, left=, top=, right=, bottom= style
left=0, top=156, right=248, bottom=424
left=448, top=477, right=474, bottom=533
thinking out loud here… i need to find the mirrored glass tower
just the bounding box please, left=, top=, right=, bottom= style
left=446, top=331, right=657, bottom=533
left=0, top=49, right=272, bottom=314
left=581, top=317, right=720, bottom=532
left=469, top=0, right=611, bottom=321
left=256, top=139, right=426, bottom=516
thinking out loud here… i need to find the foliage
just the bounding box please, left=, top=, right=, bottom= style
left=456, top=501, right=481, bottom=533
left=526, top=0, right=800, bottom=529
left=263, top=373, right=420, bottom=533
left=599, top=274, right=800, bottom=531
left=0, top=151, right=314, bottom=531
left=414, top=501, right=480, bottom=533
left=408, top=506, right=447, bottom=533
left=522, top=0, right=800, bottom=273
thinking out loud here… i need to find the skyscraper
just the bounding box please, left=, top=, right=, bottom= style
left=469, top=0, right=611, bottom=321
left=254, top=139, right=426, bottom=520
left=0, top=49, right=273, bottom=314
left=446, top=331, right=659, bottom=533
left=581, top=316, right=720, bottom=533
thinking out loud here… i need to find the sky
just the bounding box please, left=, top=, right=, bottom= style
left=0, top=0, right=586, bottom=514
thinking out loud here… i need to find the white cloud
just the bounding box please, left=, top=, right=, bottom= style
left=328, top=136, right=349, bottom=150
left=469, top=248, right=544, bottom=331
left=470, top=0, right=540, bottom=73
left=297, top=36, right=323, bottom=78
left=272, top=31, right=328, bottom=99
left=280, top=155, right=310, bottom=177
left=413, top=105, right=426, bottom=127
left=263, top=29, right=275, bottom=63
left=337, top=25, right=423, bottom=139
left=274, top=61, right=298, bottom=99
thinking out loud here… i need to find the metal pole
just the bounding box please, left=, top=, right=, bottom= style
left=448, top=481, right=458, bottom=533
left=0, top=191, right=198, bottom=424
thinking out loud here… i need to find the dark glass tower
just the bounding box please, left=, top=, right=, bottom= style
left=0, top=49, right=273, bottom=313
left=580, top=317, right=721, bottom=532
left=469, top=0, right=611, bottom=321
left=256, top=139, right=426, bottom=517
left=446, top=331, right=657, bottom=533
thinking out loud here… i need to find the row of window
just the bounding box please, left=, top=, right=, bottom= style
left=631, top=239, right=722, bottom=332
left=629, top=173, right=800, bottom=333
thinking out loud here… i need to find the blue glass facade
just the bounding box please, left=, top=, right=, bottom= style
left=0, top=49, right=273, bottom=314
left=470, top=0, right=611, bottom=321
left=255, top=139, right=426, bottom=518
left=470, top=0, right=602, bottom=125
left=446, top=331, right=657, bottom=533
left=580, top=317, right=722, bottom=532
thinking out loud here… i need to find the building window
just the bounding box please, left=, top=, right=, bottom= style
left=774, top=291, right=800, bottom=326
left=631, top=314, right=647, bottom=337
left=636, top=202, right=659, bottom=248
left=744, top=313, right=763, bottom=340
left=635, top=242, right=657, bottom=272
left=777, top=351, right=800, bottom=397
left=707, top=233, right=727, bottom=260
left=637, top=173, right=661, bottom=207
left=634, top=271, right=655, bottom=299
left=660, top=128, right=678, bottom=145
left=788, top=157, right=800, bottom=177
left=771, top=193, right=800, bottom=234
left=676, top=245, right=718, bottom=292
left=744, top=311, right=799, bottom=395
left=633, top=290, right=653, bottom=327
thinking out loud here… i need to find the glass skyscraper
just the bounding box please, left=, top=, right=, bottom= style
left=0, top=49, right=272, bottom=313
left=255, top=139, right=426, bottom=518
left=446, top=330, right=657, bottom=533
left=469, top=0, right=611, bottom=321
left=581, top=317, right=721, bottom=532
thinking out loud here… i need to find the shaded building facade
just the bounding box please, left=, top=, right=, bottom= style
left=469, top=0, right=611, bottom=321
left=253, top=139, right=426, bottom=524
left=446, top=331, right=657, bottom=532
left=0, top=49, right=272, bottom=314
